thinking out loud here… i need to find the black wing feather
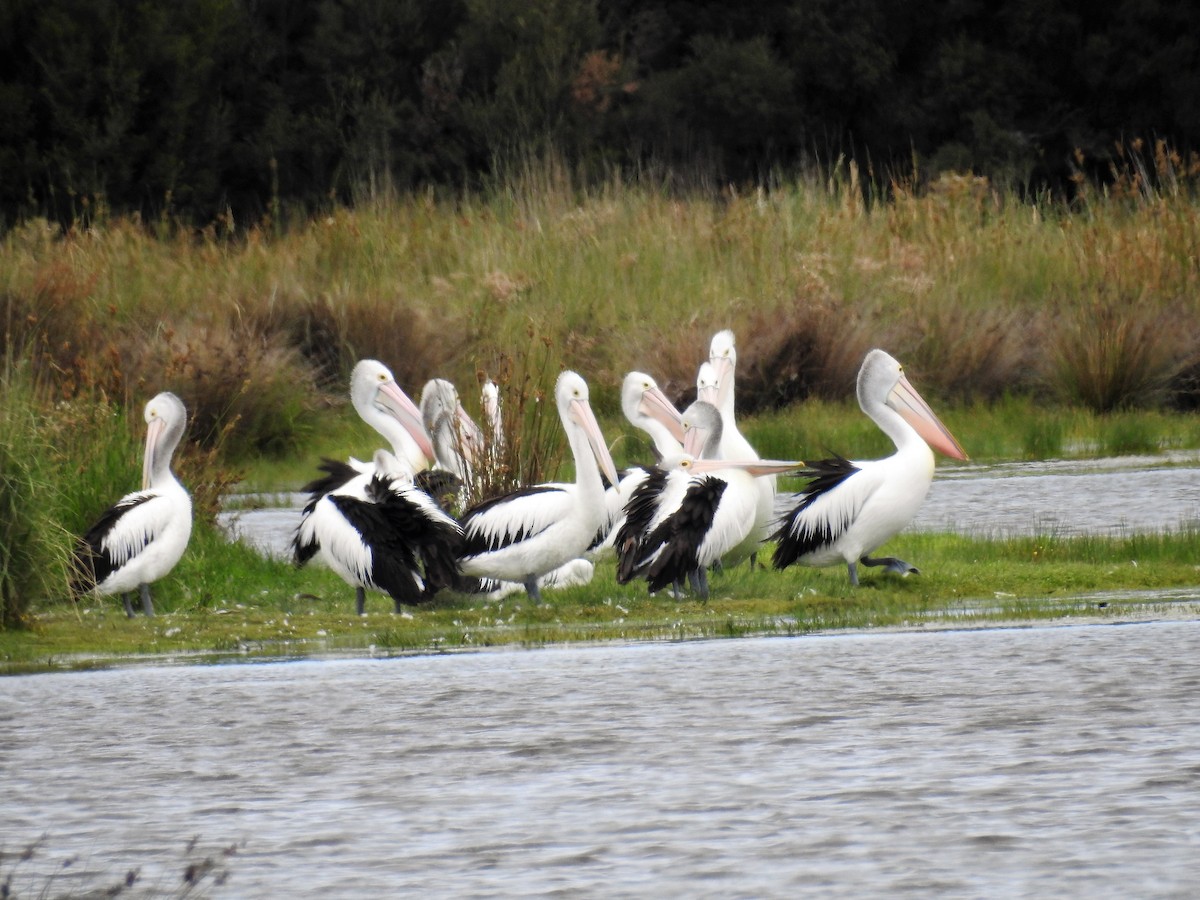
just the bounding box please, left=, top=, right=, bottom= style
left=771, top=454, right=861, bottom=569
left=615, top=467, right=670, bottom=584
left=459, top=485, right=564, bottom=556
left=643, top=476, right=725, bottom=594
left=70, top=494, right=155, bottom=595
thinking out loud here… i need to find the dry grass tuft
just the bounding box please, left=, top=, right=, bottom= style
left=1050, top=290, right=1194, bottom=412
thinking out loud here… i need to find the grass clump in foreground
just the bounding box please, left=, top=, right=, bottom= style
left=3, top=529, right=1198, bottom=674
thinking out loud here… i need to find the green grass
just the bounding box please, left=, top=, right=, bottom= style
left=4, top=529, right=1198, bottom=674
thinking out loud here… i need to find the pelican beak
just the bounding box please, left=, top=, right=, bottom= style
left=142, top=416, right=166, bottom=490
left=687, top=457, right=806, bottom=478
left=638, top=385, right=685, bottom=444
left=377, top=381, right=437, bottom=465
left=572, top=398, right=621, bottom=492
left=682, top=421, right=710, bottom=457
left=888, top=374, right=969, bottom=460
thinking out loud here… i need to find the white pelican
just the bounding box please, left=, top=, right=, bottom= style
left=456, top=371, right=619, bottom=601
left=420, top=378, right=485, bottom=482
left=705, top=330, right=775, bottom=564
left=588, top=371, right=685, bottom=560
left=481, top=378, right=504, bottom=453
left=70, top=392, right=192, bottom=617
left=294, top=449, right=463, bottom=614
left=771, top=348, right=968, bottom=586
left=616, top=401, right=801, bottom=599
left=295, top=362, right=460, bottom=614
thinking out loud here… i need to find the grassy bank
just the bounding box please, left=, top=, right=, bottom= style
left=4, top=527, right=1199, bottom=674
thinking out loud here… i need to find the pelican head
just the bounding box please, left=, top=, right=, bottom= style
left=556, top=370, right=620, bottom=491
left=695, top=361, right=720, bottom=407
left=707, top=329, right=737, bottom=411
left=659, top=451, right=804, bottom=479
left=421, top=378, right=484, bottom=472
left=621, top=371, right=684, bottom=456
left=351, top=360, right=436, bottom=468
left=680, top=400, right=723, bottom=459
left=858, top=349, right=968, bottom=460
left=142, top=392, right=188, bottom=489
left=480, top=379, right=503, bottom=440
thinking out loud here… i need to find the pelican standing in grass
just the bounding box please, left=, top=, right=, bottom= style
left=771, top=348, right=968, bottom=586
left=294, top=449, right=463, bottom=615
left=71, top=392, right=192, bottom=617
left=295, top=361, right=461, bottom=614
left=457, top=371, right=619, bottom=601
left=616, top=400, right=802, bottom=599
left=705, top=330, right=775, bottom=565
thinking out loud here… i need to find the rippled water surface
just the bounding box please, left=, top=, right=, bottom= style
left=4, top=622, right=1199, bottom=896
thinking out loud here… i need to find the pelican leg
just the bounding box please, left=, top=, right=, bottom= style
left=139, top=583, right=155, bottom=617
left=355, top=586, right=367, bottom=616
left=846, top=561, right=860, bottom=587
left=861, top=556, right=919, bottom=577
left=122, top=593, right=136, bottom=618
left=694, top=566, right=709, bottom=602
left=523, top=577, right=543, bottom=603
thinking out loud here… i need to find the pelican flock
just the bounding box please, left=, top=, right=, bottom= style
left=71, top=392, right=193, bottom=617
left=69, top=335, right=968, bottom=619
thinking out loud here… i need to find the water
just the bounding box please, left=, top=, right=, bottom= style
left=221, top=456, right=1200, bottom=558
left=4, top=622, right=1199, bottom=896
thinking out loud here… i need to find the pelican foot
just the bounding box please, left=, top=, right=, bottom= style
left=122, top=593, right=136, bottom=618
left=523, top=577, right=543, bottom=603
left=861, top=556, right=919, bottom=577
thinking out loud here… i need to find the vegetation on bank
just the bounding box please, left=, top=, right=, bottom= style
left=3, top=166, right=1200, bottom=642
left=4, top=527, right=1200, bottom=674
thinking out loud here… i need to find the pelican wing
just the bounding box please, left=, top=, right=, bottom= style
left=71, top=493, right=156, bottom=593
left=294, top=459, right=362, bottom=565
left=642, top=475, right=726, bottom=594
left=459, top=485, right=570, bottom=557
left=771, top=456, right=864, bottom=568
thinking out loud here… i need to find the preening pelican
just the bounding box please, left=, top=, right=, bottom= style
left=457, top=371, right=619, bottom=600
left=294, top=450, right=463, bottom=614
left=706, top=330, right=775, bottom=564
left=71, top=392, right=192, bottom=617
left=771, top=348, right=968, bottom=585
left=616, top=401, right=801, bottom=599
left=588, top=371, right=685, bottom=560
left=420, top=378, right=485, bottom=482
left=295, top=362, right=459, bottom=614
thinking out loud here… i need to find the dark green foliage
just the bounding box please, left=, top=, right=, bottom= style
left=4, top=0, right=1200, bottom=226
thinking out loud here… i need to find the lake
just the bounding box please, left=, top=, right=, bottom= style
left=3, top=620, right=1198, bottom=896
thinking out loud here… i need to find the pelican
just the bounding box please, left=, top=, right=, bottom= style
left=456, top=371, right=619, bottom=601
left=420, top=378, right=485, bottom=482
left=294, top=449, right=463, bottom=615
left=295, top=361, right=460, bottom=614
left=481, top=379, right=504, bottom=453
left=70, top=392, right=192, bottom=617
left=771, top=348, right=968, bottom=586
left=588, top=371, right=685, bottom=560
left=616, top=401, right=802, bottom=599
left=705, top=330, right=775, bottom=564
